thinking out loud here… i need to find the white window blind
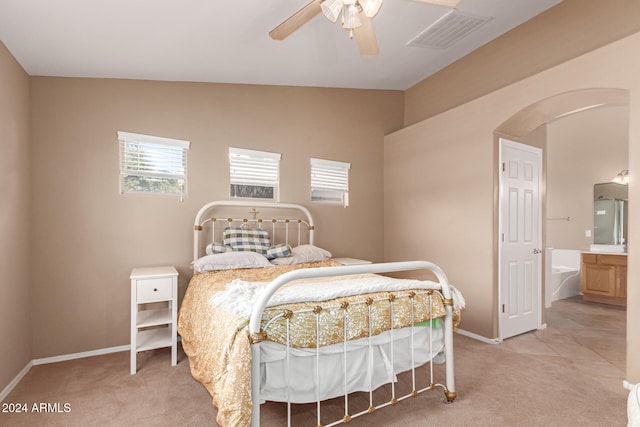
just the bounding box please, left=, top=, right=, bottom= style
left=310, top=158, right=351, bottom=207
left=118, top=131, right=190, bottom=199
left=229, top=147, right=281, bottom=200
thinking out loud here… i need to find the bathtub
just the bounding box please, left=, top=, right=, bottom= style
left=544, top=248, right=581, bottom=308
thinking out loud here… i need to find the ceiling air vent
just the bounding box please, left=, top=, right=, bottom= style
left=407, top=10, right=493, bottom=49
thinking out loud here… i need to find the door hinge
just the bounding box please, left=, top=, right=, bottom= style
left=502, top=162, right=505, bottom=172
left=502, top=304, right=505, bottom=313
left=501, top=233, right=504, bottom=242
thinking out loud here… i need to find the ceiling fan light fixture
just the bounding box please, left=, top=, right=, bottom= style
left=321, top=0, right=343, bottom=23
left=342, top=3, right=362, bottom=29
left=361, top=0, right=382, bottom=18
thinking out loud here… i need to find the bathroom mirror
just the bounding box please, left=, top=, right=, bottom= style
left=593, top=182, right=628, bottom=246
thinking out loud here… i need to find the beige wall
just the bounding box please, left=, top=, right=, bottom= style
left=3, top=0, right=640, bottom=395
left=546, top=105, right=629, bottom=250
left=384, top=33, right=640, bottom=382
left=404, top=0, right=640, bottom=127
left=0, top=42, right=32, bottom=390
left=28, top=77, right=403, bottom=358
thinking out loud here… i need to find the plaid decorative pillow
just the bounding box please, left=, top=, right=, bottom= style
left=266, top=243, right=292, bottom=260
left=271, top=244, right=332, bottom=265
left=205, top=242, right=233, bottom=255
left=223, top=227, right=270, bottom=255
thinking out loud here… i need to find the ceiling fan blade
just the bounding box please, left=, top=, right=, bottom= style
left=269, top=0, right=323, bottom=40
left=414, top=0, right=461, bottom=7
left=353, top=14, right=379, bottom=56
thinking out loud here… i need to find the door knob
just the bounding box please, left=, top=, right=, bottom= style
left=533, top=248, right=542, bottom=254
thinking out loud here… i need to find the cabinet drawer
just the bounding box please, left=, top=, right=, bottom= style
left=597, top=254, right=627, bottom=266
left=137, top=278, right=173, bottom=303
left=581, top=254, right=597, bottom=264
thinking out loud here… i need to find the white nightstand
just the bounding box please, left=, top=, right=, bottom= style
left=333, top=258, right=372, bottom=266
left=130, top=266, right=178, bottom=375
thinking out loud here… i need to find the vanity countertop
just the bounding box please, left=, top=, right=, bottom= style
left=583, top=244, right=627, bottom=255
left=581, top=251, right=627, bottom=256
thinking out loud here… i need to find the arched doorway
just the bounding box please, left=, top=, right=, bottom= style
left=493, top=88, right=629, bottom=339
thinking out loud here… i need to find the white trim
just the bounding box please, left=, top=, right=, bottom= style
left=455, top=328, right=502, bottom=344
left=310, top=157, right=351, bottom=170
left=229, top=146, right=281, bottom=160
left=0, top=361, right=33, bottom=402
left=117, top=131, right=190, bottom=149
left=1, top=341, right=188, bottom=400
left=624, top=380, right=636, bottom=391
left=32, top=344, right=129, bottom=366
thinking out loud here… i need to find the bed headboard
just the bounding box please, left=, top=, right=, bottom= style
left=193, top=200, right=315, bottom=261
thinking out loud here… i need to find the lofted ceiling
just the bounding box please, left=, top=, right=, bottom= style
left=0, top=0, right=562, bottom=90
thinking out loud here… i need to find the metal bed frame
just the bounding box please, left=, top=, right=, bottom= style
left=193, top=201, right=457, bottom=427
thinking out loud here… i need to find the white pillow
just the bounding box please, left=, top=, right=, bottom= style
left=270, top=244, right=332, bottom=265
left=192, top=251, right=272, bottom=273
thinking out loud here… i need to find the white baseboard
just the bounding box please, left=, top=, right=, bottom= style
left=32, top=344, right=129, bottom=366
left=456, top=328, right=503, bottom=344
left=0, top=361, right=33, bottom=402
left=1, top=345, right=130, bottom=402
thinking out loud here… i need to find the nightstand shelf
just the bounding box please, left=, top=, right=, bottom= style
left=136, top=328, right=173, bottom=353
left=130, top=266, right=178, bottom=375
left=137, top=308, right=172, bottom=328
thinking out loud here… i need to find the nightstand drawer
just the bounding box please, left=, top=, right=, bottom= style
left=137, top=278, right=173, bottom=302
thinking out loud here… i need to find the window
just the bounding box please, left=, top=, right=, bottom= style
left=310, top=158, right=351, bottom=207
left=118, top=131, right=190, bottom=199
left=229, top=147, right=281, bottom=200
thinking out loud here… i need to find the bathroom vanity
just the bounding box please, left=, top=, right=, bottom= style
left=580, top=252, right=627, bottom=307
left=580, top=182, right=628, bottom=307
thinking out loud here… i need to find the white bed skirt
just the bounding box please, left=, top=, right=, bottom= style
left=630, top=383, right=640, bottom=426
left=259, top=326, right=445, bottom=404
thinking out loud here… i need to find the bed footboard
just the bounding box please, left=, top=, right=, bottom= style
left=249, top=260, right=457, bottom=426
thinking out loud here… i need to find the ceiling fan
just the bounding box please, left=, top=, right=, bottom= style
left=269, top=0, right=461, bottom=56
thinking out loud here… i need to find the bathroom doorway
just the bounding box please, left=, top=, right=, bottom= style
left=494, top=88, right=629, bottom=339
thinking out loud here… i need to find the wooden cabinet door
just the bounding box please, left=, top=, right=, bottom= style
left=581, top=262, right=616, bottom=297
left=581, top=253, right=627, bottom=306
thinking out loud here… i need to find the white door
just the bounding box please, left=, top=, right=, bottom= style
left=499, top=138, right=542, bottom=339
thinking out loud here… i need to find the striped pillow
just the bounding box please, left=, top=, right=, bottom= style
left=223, top=227, right=270, bottom=255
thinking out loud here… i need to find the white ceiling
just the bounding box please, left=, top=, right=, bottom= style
left=0, top=0, right=562, bottom=90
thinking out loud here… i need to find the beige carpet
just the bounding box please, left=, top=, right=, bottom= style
left=1, top=297, right=628, bottom=426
